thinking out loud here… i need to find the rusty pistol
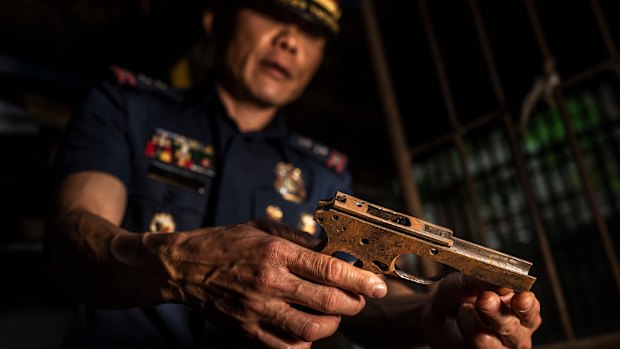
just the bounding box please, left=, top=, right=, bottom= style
left=314, top=192, right=536, bottom=291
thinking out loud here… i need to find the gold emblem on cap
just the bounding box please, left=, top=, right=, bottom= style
left=298, top=213, right=317, bottom=235
left=266, top=205, right=284, bottom=222
left=314, top=0, right=341, bottom=17
left=274, top=162, right=306, bottom=203
left=149, top=212, right=176, bottom=233
left=273, top=0, right=341, bottom=32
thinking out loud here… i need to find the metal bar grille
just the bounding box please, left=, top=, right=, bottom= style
left=524, top=0, right=620, bottom=299
left=362, top=0, right=620, bottom=346
left=467, top=0, right=574, bottom=340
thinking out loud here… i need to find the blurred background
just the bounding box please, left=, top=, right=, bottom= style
left=1, top=0, right=620, bottom=348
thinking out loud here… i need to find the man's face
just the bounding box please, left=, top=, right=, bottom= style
left=222, top=7, right=327, bottom=107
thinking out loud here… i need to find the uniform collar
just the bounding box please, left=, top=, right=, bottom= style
left=243, top=111, right=288, bottom=140
left=210, top=88, right=288, bottom=140
left=186, top=79, right=289, bottom=140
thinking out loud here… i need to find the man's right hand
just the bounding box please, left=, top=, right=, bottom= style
left=49, top=172, right=387, bottom=348
left=160, top=221, right=387, bottom=348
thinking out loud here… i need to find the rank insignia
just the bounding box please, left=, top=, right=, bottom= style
left=149, top=212, right=176, bottom=233
left=326, top=150, right=348, bottom=174
left=297, top=136, right=313, bottom=149
left=313, top=144, right=329, bottom=157
left=111, top=65, right=137, bottom=87
left=274, top=162, right=307, bottom=203
left=265, top=205, right=284, bottom=222
left=298, top=213, right=317, bottom=235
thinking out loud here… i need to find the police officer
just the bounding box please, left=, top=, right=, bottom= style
left=47, top=0, right=542, bottom=348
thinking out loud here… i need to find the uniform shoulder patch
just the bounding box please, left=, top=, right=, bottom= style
left=287, top=133, right=348, bottom=174
left=110, top=65, right=171, bottom=92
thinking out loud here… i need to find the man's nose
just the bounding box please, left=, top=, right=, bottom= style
left=273, top=26, right=299, bottom=55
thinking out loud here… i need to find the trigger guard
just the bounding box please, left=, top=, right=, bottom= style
left=394, top=266, right=446, bottom=285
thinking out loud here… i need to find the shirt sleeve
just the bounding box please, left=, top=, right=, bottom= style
left=54, top=82, right=132, bottom=187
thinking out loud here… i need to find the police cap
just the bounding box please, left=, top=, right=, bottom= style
left=237, top=0, right=342, bottom=34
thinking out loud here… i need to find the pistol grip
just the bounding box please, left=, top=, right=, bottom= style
left=317, top=209, right=408, bottom=275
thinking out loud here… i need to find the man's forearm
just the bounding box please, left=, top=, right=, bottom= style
left=46, top=209, right=177, bottom=308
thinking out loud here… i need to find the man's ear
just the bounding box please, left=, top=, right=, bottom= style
left=202, top=10, right=215, bottom=35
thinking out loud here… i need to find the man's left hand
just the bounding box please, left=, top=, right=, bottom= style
left=423, top=273, right=542, bottom=348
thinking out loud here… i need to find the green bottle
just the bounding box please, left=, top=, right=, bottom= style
left=449, top=147, right=462, bottom=180
left=523, top=127, right=540, bottom=155
left=534, top=112, right=551, bottom=149
left=565, top=96, right=585, bottom=134
left=490, top=129, right=510, bottom=165
left=466, top=141, right=479, bottom=177
left=582, top=92, right=602, bottom=130
left=548, top=107, right=566, bottom=143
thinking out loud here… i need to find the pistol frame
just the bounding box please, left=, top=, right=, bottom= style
left=315, top=192, right=536, bottom=291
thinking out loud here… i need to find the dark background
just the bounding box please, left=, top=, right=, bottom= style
left=1, top=0, right=620, bottom=347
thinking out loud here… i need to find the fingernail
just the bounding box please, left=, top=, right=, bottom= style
left=477, top=293, right=499, bottom=313
left=372, top=282, right=387, bottom=298
left=518, top=295, right=535, bottom=313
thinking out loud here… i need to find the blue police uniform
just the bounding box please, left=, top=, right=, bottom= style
left=54, top=67, right=352, bottom=348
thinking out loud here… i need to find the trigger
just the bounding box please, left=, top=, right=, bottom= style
left=394, top=266, right=446, bottom=285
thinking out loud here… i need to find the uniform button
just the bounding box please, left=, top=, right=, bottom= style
left=149, top=212, right=176, bottom=233
left=266, top=205, right=284, bottom=221
left=163, top=191, right=175, bottom=202
left=298, top=213, right=317, bottom=235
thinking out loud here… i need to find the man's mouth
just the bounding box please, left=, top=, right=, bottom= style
left=260, top=60, right=293, bottom=80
